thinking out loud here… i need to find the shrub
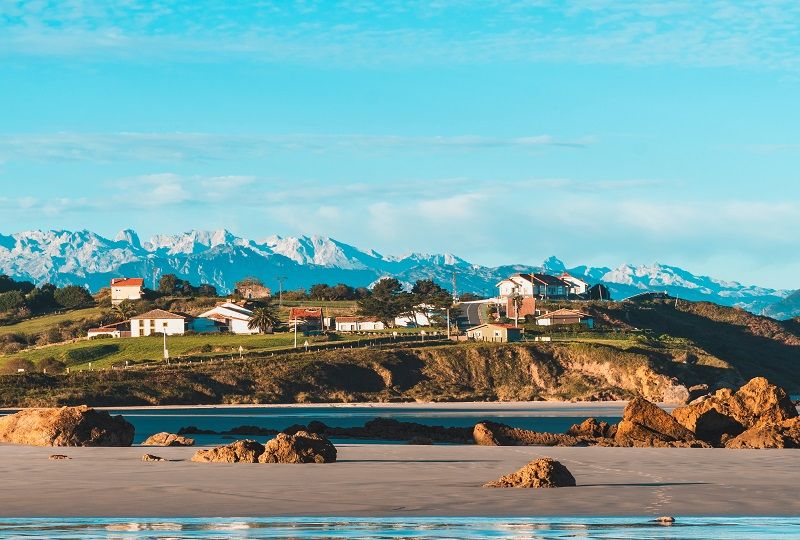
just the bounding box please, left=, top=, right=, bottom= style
left=37, top=357, right=67, bottom=374
left=1, top=358, right=35, bottom=374
left=54, top=285, right=94, bottom=309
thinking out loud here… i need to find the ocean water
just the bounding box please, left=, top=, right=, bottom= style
left=0, top=517, right=798, bottom=539
left=104, top=405, right=623, bottom=445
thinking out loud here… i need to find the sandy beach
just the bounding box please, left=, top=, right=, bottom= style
left=0, top=443, right=798, bottom=518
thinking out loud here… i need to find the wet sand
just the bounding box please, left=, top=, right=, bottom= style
left=0, top=443, right=797, bottom=517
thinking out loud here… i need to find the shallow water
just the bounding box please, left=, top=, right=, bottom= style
left=105, top=406, right=623, bottom=444
left=0, top=517, right=797, bottom=539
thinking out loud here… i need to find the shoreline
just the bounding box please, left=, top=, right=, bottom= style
left=0, top=444, right=797, bottom=518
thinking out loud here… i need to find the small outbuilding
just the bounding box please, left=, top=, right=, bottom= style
left=466, top=323, right=523, bottom=343
left=335, top=316, right=386, bottom=332
left=535, top=308, right=594, bottom=328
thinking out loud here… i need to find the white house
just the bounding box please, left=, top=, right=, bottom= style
left=559, top=272, right=590, bottom=296
left=497, top=274, right=535, bottom=297
left=130, top=309, right=186, bottom=337
left=335, top=316, right=386, bottom=332
left=110, top=277, right=144, bottom=305
left=497, top=273, right=570, bottom=300
left=197, top=302, right=259, bottom=334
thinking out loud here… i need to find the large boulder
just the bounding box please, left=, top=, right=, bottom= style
left=725, top=418, right=800, bottom=449
left=615, top=397, right=703, bottom=447
left=0, top=406, right=134, bottom=447
left=258, top=431, right=337, bottom=464
left=190, top=440, right=265, bottom=463
left=672, top=377, right=798, bottom=446
left=484, top=458, right=576, bottom=488
left=474, top=422, right=584, bottom=447
left=142, top=432, right=195, bottom=447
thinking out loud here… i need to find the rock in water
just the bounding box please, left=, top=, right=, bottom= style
left=615, top=397, right=704, bottom=447
left=0, top=406, right=134, bottom=447
left=191, top=440, right=265, bottom=463
left=259, top=431, right=337, bottom=464
left=484, top=458, right=576, bottom=488
left=672, top=377, right=798, bottom=446
left=141, top=454, right=166, bottom=462
left=142, top=432, right=195, bottom=447
left=474, top=422, right=583, bottom=447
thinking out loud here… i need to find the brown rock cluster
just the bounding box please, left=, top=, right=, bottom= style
left=672, top=377, right=799, bottom=448
left=48, top=454, right=71, bottom=460
left=473, top=378, right=798, bottom=449
left=0, top=406, right=134, bottom=447
left=141, top=454, right=166, bottom=462
left=474, top=421, right=584, bottom=447
left=190, top=432, right=337, bottom=464
left=142, top=432, right=195, bottom=447
left=484, top=458, right=576, bottom=488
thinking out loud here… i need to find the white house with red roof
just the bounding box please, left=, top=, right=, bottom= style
left=110, top=277, right=144, bottom=305
left=198, top=301, right=258, bottom=334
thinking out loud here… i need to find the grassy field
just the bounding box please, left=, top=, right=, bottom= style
left=1, top=332, right=368, bottom=370
left=0, top=307, right=106, bottom=336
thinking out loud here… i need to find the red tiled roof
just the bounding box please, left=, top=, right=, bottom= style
left=111, top=277, right=144, bottom=287
left=289, top=307, right=323, bottom=319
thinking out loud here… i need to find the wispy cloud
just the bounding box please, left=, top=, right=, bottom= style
left=0, top=132, right=590, bottom=163
left=1, top=1, right=798, bottom=70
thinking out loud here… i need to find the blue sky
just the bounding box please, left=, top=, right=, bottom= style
left=0, top=1, right=798, bottom=288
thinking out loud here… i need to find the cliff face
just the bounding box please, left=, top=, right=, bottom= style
left=0, top=341, right=744, bottom=407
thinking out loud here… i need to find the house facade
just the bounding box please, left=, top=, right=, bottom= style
left=335, top=316, right=386, bottom=332
left=130, top=309, right=186, bottom=337
left=110, top=277, right=143, bottom=305
left=559, top=273, right=590, bottom=296
left=198, top=301, right=258, bottom=334
left=466, top=323, right=523, bottom=343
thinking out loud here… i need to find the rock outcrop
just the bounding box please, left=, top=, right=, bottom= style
left=48, top=454, right=71, bottom=460
left=567, top=418, right=616, bottom=439
left=725, top=417, right=800, bottom=449
left=142, top=432, right=195, bottom=447
left=484, top=458, right=576, bottom=488
left=258, top=431, right=337, bottom=464
left=615, top=397, right=704, bottom=448
left=142, top=453, right=166, bottom=462
left=474, top=422, right=585, bottom=447
left=190, top=440, right=265, bottom=463
left=0, top=406, right=134, bottom=447
left=672, top=377, right=798, bottom=446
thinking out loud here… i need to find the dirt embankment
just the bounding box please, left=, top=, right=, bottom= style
left=0, top=341, right=746, bottom=407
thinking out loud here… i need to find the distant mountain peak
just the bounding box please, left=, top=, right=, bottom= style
left=0, top=228, right=792, bottom=318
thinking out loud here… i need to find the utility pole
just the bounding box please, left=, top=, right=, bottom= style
left=276, top=276, right=287, bottom=307
left=451, top=271, right=458, bottom=303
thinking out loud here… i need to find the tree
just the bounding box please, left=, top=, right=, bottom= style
left=588, top=284, right=611, bottom=301
left=0, top=275, right=34, bottom=294
left=248, top=305, right=281, bottom=333
left=26, top=284, right=57, bottom=312
left=357, top=278, right=408, bottom=325
left=196, top=283, right=218, bottom=297
left=113, top=300, right=137, bottom=321
left=408, top=279, right=453, bottom=326
left=0, top=290, right=25, bottom=313
left=158, top=274, right=179, bottom=295
left=309, top=283, right=332, bottom=301
left=54, top=285, right=94, bottom=309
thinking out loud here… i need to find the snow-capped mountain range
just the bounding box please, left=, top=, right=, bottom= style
left=0, top=229, right=794, bottom=317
